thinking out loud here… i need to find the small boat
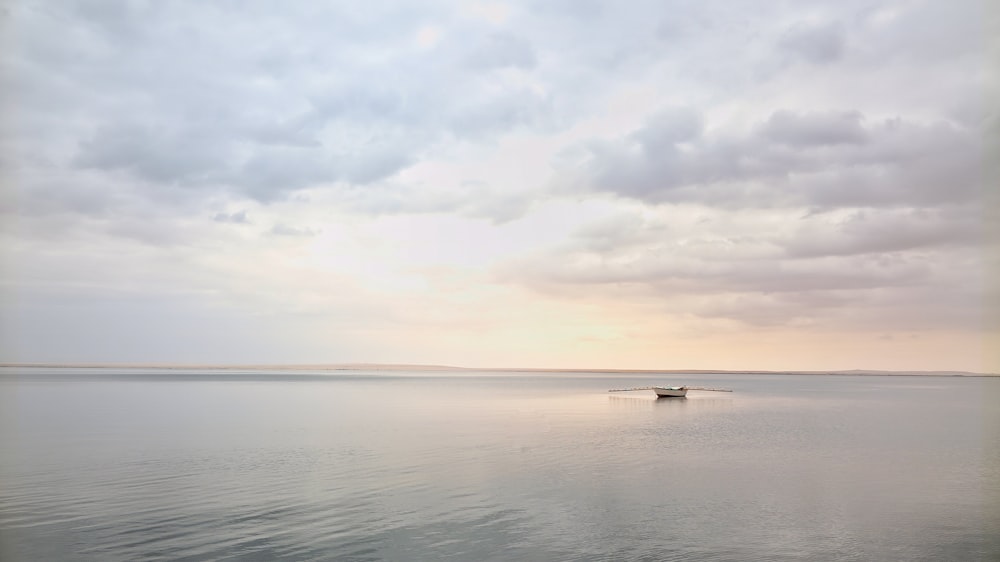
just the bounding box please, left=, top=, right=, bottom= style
left=608, top=385, right=732, bottom=397
left=653, top=386, right=687, bottom=398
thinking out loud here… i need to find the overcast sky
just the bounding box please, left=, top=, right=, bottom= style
left=2, top=0, right=997, bottom=371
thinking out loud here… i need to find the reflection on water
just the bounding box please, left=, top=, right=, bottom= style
left=0, top=369, right=997, bottom=561
left=607, top=394, right=736, bottom=412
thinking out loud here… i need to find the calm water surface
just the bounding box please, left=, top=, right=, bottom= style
left=1, top=368, right=998, bottom=561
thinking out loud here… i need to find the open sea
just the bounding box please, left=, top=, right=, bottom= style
left=1, top=367, right=998, bottom=561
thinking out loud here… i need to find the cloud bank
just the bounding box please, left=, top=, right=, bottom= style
left=2, top=0, right=995, bottom=371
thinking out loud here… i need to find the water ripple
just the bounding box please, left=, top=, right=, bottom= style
left=2, top=372, right=997, bottom=560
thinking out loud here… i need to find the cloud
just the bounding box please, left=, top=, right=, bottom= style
left=213, top=210, right=249, bottom=224
left=565, top=109, right=981, bottom=209
left=2, top=0, right=991, bottom=369
left=449, top=89, right=555, bottom=138
left=779, top=21, right=846, bottom=64
left=6, top=1, right=574, bottom=211
left=17, top=0, right=978, bottom=217
left=337, top=179, right=535, bottom=224
left=76, top=123, right=230, bottom=185
left=494, top=204, right=985, bottom=331
left=464, top=32, right=537, bottom=69
left=759, top=110, right=867, bottom=146
left=781, top=207, right=981, bottom=258
left=270, top=224, right=319, bottom=237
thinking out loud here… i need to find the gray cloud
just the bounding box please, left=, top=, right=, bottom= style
left=449, top=89, right=556, bottom=138
left=2, top=0, right=990, bottom=365
left=566, top=107, right=702, bottom=200
left=567, top=109, right=981, bottom=209
left=502, top=246, right=927, bottom=295
left=76, top=123, right=230, bottom=185
left=633, top=108, right=703, bottom=146
left=495, top=209, right=985, bottom=331
left=759, top=111, right=867, bottom=146
left=782, top=208, right=982, bottom=258
left=6, top=0, right=572, bottom=211
left=465, top=33, right=537, bottom=70
left=13, top=0, right=981, bottom=217
left=10, top=178, right=123, bottom=219
left=779, top=21, right=846, bottom=64
left=213, top=210, right=248, bottom=224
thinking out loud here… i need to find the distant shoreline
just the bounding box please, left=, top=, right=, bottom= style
left=1, top=363, right=996, bottom=377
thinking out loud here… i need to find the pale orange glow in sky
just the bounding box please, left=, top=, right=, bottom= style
left=1, top=1, right=996, bottom=372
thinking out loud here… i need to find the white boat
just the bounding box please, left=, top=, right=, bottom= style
left=653, top=386, right=688, bottom=398
left=608, top=385, right=731, bottom=397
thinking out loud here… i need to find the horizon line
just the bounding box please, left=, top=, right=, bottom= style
left=1, top=362, right=996, bottom=377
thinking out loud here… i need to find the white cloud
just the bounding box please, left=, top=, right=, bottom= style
left=2, top=0, right=993, bottom=370
left=415, top=25, right=443, bottom=49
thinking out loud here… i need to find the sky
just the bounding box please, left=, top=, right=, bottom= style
left=1, top=0, right=997, bottom=371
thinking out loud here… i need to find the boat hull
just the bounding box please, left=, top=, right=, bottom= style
left=653, top=387, right=688, bottom=398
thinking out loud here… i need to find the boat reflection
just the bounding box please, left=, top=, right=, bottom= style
left=608, top=394, right=734, bottom=412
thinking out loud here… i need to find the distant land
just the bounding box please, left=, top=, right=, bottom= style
left=1, top=363, right=997, bottom=377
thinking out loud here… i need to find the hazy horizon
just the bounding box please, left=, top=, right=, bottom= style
left=3, top=362, right=996, bottom=377
left=2, top=1, right=998, bottom=372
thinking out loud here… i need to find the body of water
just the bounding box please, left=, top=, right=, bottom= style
left=1, top=368, right=998, bottom=560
